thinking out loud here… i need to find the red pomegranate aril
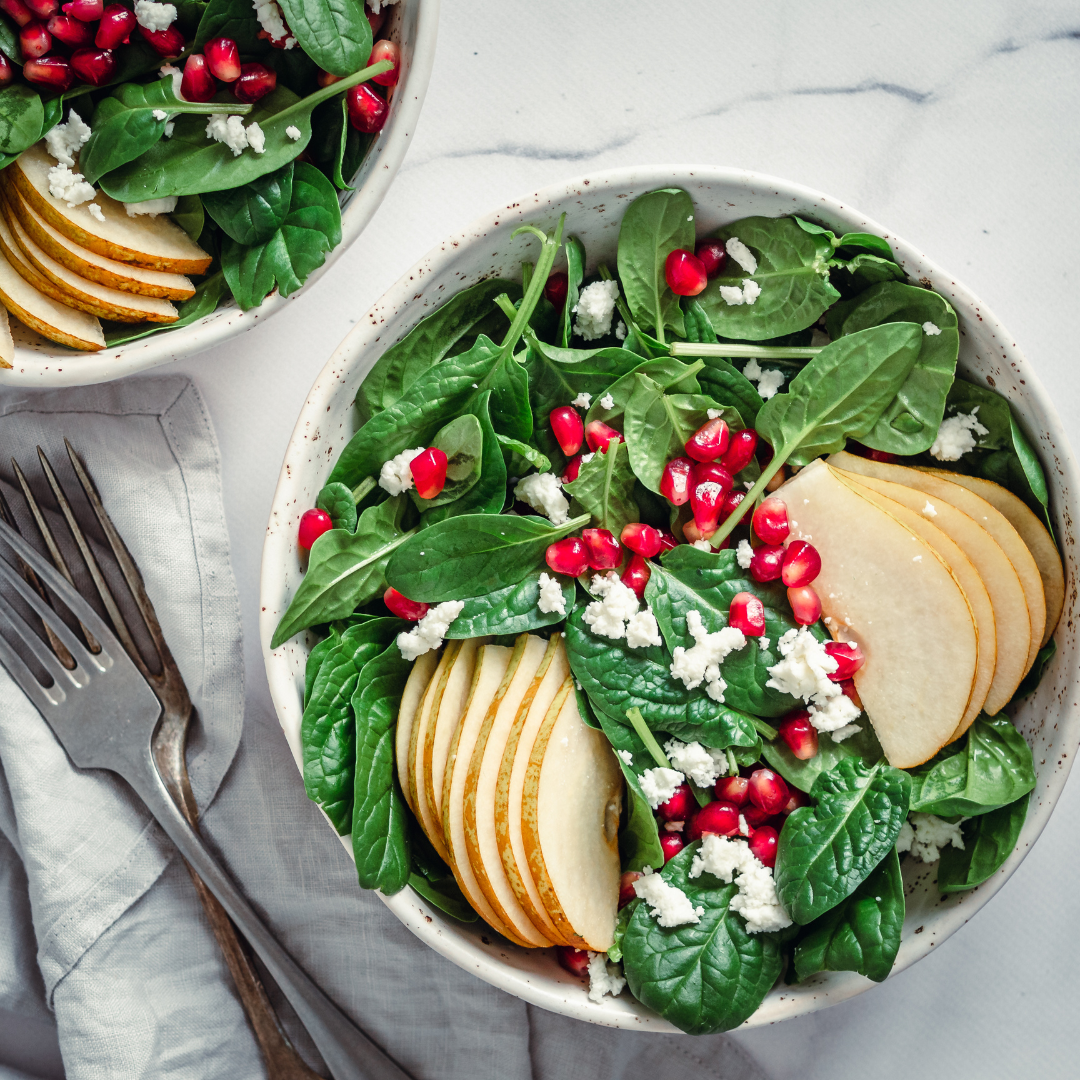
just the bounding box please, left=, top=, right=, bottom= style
left=23, top=0, right=55, bottom=16
left=690, top=478, right=727, bottom=537
left=720, top=489, right=745, bottom=521
left=366, top=6, right=386, bottom=34
left=749, top=544, right=784, bottom=583
left=235, top=62, right=277, bottom=103
left=715, top=775, right=750, bottom=807
left=621, top=553, right=651, bottom=599
left=752, top=496, right=789, bottom=544
left=0, top=53, right=11, bottom=87
left=139, top=23, right=185, bottom=58
left=788, top=584, right=822, bottom=625
left=618, top=870, right=643, bottom=908
left=664, top=248, right=707, bottom=296
left=848, top=440, right=897, bottom=464
left=582, top=528, right=621, bottom=571
left=778, top=710, right=819, bottom=760
left=721, top=428, right=758, bottom=475
left=61, top=0, right=100, bottom=18
left=70, top=46, right=115, bottom=84
left=369, top=37, right=400, bottom=86
left=95, top=3, right=134, bottom=48
left=543, top=271, right=568, bottom=310
left=748, top=768, right=789, bottom=815
left=23, top=55, right=73, bottom=89
left=621, top=522, right=662, bottom=558
left=695, top=238, right=728, bottom=278
left=47, top=13, right=93, bottom=45
left=584, top=420, right=623, bottom=454
left=0, top=0, right=33, bottom=27
left=729, top=592, right=766, bottom=636
left=560, top=454, right=583, bottom=484
left=257, top=27, right=293, bottom=49
left=656, top=782, right=694, bottom=823
left=297, top=508, right=333, bottom=550
left=657, top=530, right=679, bottom=552
left=840, top=678, right=862, bottom=709
left=20, top=22, right=51, bottom=57
left=660, top=832, right=685, bottom=862
left=181, top=53, right=216, bottom=101
left=410, top=447, right=448, bottom=500
left=685, top=416, right=730, bottom=462
left=824, top=640, right=865, bottom=680
left=686, top=800, right=741, bottom=841
left=382, top=586, right=429, bottom=622
left=691, top=460, right=734, bottom=495
left=346, top=82, right=388, bottom=132
left=549, top=406, right=584, bottom=456
left=316, top=69, right=342, bottom=87
left=781, top=539, right=821, bottom=587
left=205, top=35, right=241, bottom=82
left=748, top=825, right=779, bottom=868
left=782, top=788, right=809, bottom=815
left=681, top=519, right=708, bottom=545
left=742, top=803, right=773, bottom=829
left=546, top=536, right=589, bottom=577
left=556, top=945, right=590, bottom=978
left=660, top=456, right=694, bottom=506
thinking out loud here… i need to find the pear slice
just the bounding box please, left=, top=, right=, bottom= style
left=463, top=633, right=552, bottom=947
left=2, top=180, right=195, bottom=300
left=831, top=451, right=1045, bottom=673
left=521, top=678, right=623, bottom=952
left=394, top=649, right=440, bottom=815
left=776, top=460, right=978, bottom=768
left=10, top=144, right=211, bottom=275
left=495, top=635, right=575, bottom=946
left=921, top=468, right=1063, bottom=645
left=0, top=305, right=13, bottom=368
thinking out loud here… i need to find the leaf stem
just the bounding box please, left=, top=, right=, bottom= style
left=670, top=343, right=822, bottom=361
left=493, top=293, right=517, bottom=323
left=752, top=717, right=779, bottom=741
left=598, top=263, right=647, bottom=347
left=710, top=448, right=788, bottom=546
left=275, top=58, right=393, bottom=126
left=726, top=748, right=739, bottom=776
left=626, top=707, right=671, bottom=769
left=351, top=476, right=375, bottom=505
left=499, top=214, right=566, bottom=361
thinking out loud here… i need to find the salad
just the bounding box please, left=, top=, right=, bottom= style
left=272, top=186, right=1064, bottom=1035
left=0, top=0, right=400, bottom=362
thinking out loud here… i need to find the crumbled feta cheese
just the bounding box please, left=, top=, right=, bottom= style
left=669, top=609, right=747, bottom=702
left=736, top=539, right=754, bottom=569
left=707, top=408, right=722, bottom=420
left=252, top=0, right=297, bottom=47
left=616, top=749, right=634, bottom=766
left=828, top=722, right=862, bottom=742
left=742, top=279, right=761, bottom=305
left=743, top=358, right=785, bottom=401
left=767, top=627, right=862, bottom=733
left=124, top=196, right=178, bottom=218
left=599, top=393, right=615, bottom=410
left=378, top=447, right=425, bottom=495
left=286, top=125, right=302, bottom=141
left=86, top=203, right=105, bottom=223
left=571, top=392, right=592, bottom=409
left=895, top=821, right=914, bottom=853
left=922, top=321, right=942, bottom=336
left=898, top=813, right=966, bottom=863
left=367, top=0, right=400, bottom=12
left=246, top=121, right=266, bottom=155
left=587, top=952, right=626, bottom=1003
left=47, top=164, right=96, bottom=207
left=536, top=572, right=567, bottom=617
left=625, top=610, right=662, bottom=649
left=152, top=109, right=168, bottom=121
left=514, top=472, right=569, bottom=526
left=638, top=767, right=685, bottom=809
left=930, top=410, right=989, bottom=461
left=922, top=500, right=937, bottom=517
left=664, top=739, right=728, bottom=787
left=580, top=452, right=594, bottom=465
left=572, top=280, right=620, bottom=341
left=633, top=867, right=703, bottom=927
left=691, top=539, right=712, bottom=551
left=719, top=284, right=746, bottom=305
left=396, top=601, right=464, bottom=661
left=44, top=109, right=91, bottom=167
left=725, top=236, right=758, bottom=275
left=159, top=63, right=182, bottom=99
left=582, top=572, right=651, bottom=643
left=135, top=1, right=176, bottom=33
left=615, top=321, right=627, bottom=341
left=164, top=121, right=175, bottom=138
left=758, top=636, right=770, bottom=651
left=206, top=114, right=250, bottom=156
left=689, top=835, right=792, bottom=933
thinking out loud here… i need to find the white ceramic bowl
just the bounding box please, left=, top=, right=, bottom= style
left=0, top=0, right=438, bottom=388
left=260, top=167, right=1080, bottom=1032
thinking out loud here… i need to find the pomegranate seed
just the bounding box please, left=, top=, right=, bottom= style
left=753, top=497, right=790, bottom=544
left=139, top=23, right=185, bottom=58
left=729, top=592, right=765, bottom=636
left=660, top=456, right=694, bottom=506
left=257, top=26, right=292, bottom=49
left=61, top=0, right=100, bottom=18
left=621, top=554, right=650, bottom=599
left=543, top=271, right=568, bottom=310
left=660, top=832, right=685, bottom=862
left=748, top=825, right=779, bottom=868
left=715, top=775, right=749, bottom=806
left=205, top=36, right=241, bottom=82
left=743, top=804, right=773, bottom=829
left=765, top=465, right=787, bottom=492
left=664, top=248, right=707, bottom=296
left=584, top=420, right=623, bottom=454
left=749, top=544, right=784, bottom=583
left=382, top=586, right=429, bottom=622
left=840, top=678, right=863, bottom=710
left=181, top=53, right=216, bottom=102
left=235, top=62, right=277, bottom=103
left=410, top=447, right=448, bottom=500
left=23, top=0, right=55, bottom=15
left=297, top=508, right=333, bottom=550
left=691, top=479, right=727, bottom=537
left=23, top=55, right=73, bottom=89
left=781, top=540, right=821, bottom=589
left=620, top=522, right=662, bottom=558
left=657, top=530, right=679, bottom=552
left=560, top=454, right=583, bottom=484
left=0, top=0, right=33, bottom=27
left=369, top=37, right=400, bottom=86
left=720, top=490, right=745, bottom=522
left=685, top=416, right=730, bottom=462
left=549, top=406, right=584, bottom=456
left=825, top=640, right=864, bottom=680
left=778, top=710, right=819, bottom=760
left=20, top=22, right=51, bottom=58
left=691, top=460, right=734, bottom=495
left=582, top=528, right=621, bottom=571
left=788, top=585, right=822, bottom=625
left=695, top=239, right=728, bottom=278
left=556, top=945, right=590, bottom=978
left=687, top=801, right=741, bottom=841
left=366, top=6, right=386, bottom=34
left=546, top=537, right=589, bottom=577
left=656, top=782, right=694, bottom=823
left=316, top=69, right=342, bottom=87
left=681, top=520, right=708, bottom=545
left=70, top=46, right=116, bottom=84
left=748, top=769, right=789, bottom=815
left=721, top=428, right=758, bottom=475
left=618, top=870, right=643, bottom=908
left=782, top=788, right=810, bottom=815
left=848, top=441, right=898, bottom=464
left=47, top=12, right=92, bottom=44
left=95, top=3, right=133, bottom=48
left=0, top=53, right=11, bottom=87
left=346, top=82, right=388, bottom=132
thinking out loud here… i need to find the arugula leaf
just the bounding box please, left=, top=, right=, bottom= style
left=937, top=794, right=1029, bottom=893
left=303, top=626, right=341, bottom=708
left=316, top=481, right=358, bottom=532
left=762, top=724, right=883, bottom=794
left=202, top=161, right=293, bottom=245
left=563, top=441, right=639, bottom=537
left=583, top=355, right=702, bottom=431
left=560, top=235, right=585, bottom=348
left=278, top=0, right=373, bottom=77
left=792, top=850, right=903, bottom=983
left=621, top=844, right=784, bottom=1034
left=102, top=272, right=230, bottom=346
left=774, top=757, right=910, bottom=924
left=443, top=568, right=575, bottom=639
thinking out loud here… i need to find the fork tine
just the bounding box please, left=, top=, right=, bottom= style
left=0, top=609, right=63, bottom=712
left=0, top=593, right=84, bottom=690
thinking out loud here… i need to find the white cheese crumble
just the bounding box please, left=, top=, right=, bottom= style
left=930, top=410, right=989, bottom=461
left=587, top=952, right=626, bottom=1003
left=743, top=358, right=786, bottom=401
left=582, top=572, right=659, bottom=649
left=571, top=392, right=592, bottom=409
left=767, top=627, right=861, bottom=736
left=47, top=164, right=96, bottom=208
left=639, top=767, right=684, bottom=809
left=922, top=321, right=942, bottom=336
left=44, top=109, right=91, bottom=167
left=124, top=196, right=178, bottom=217
left=615, top=321, right=627, bottom=341
left=378, top=447, right=425, bottom=495
left=86, top=203, right=105, bottom=223
left=514, top=472, right=569, bottom=526
left=164, top=121, right=175, bottom=138
left=152, top=109, right=168, bottom=121
left=536, top=572, right=567, bottom=617
left=725, top=236, right=758, bottom=275
left=246, top=121, right=266, bottom=155
left=922, top=500, right=937, bottom=517
left=691, top=539, right=712, bottom=551
left=286, top=125, right=302, bottom=141
left=367, top=0, right=400, bottom=12
left=689, top=835, right=792, bottom=934
left=625, top=609, right=662, bottom=648
left=736, top=539, right=754, bottom=569
left=758, top=636, right=770, bottom=651
left=572, top=280, right=620, bottom=341
left=664, top=739, right=728, bottom=787
left=633, top=867, right=703, bottom=927
left=135, top=1, right=176, bottom=32
left=252, top=0, right=297, bottom=47
left=617, top=748, right=634, bottom=766
left=396, top=601, right=464, bottom=662
left=159, top=63, right=182, bottom=99
left=206, top=114, right=250, bottom=155
left=599, top=393, right=615, bottom=410
left=669, top=609, right=747, bottom=703
left=896, top=813, right=966, bottom=863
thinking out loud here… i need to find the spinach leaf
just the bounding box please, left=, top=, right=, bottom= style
left=607, top=900, right=637, bottom=963
left=774, top=757, right=910, bottom=924
left=560, top=235, right=585, bottom=348
left=351, top=643, right=413, bottom=893
left=907, top=713, right=1036, bottom=818
left=316, top=481, right=358, bottom=532
left=407, top=823, right=478, bottom=921
left=0, top=84, right=46, bottom=159
left=834, top=253, right=906, bottom=295
left=496, top=434, right=550, bottom=473
left=937, top=794, right=1029, bottom=893
left=303, top=626, right=341, bottom=708
left=695, top=358, right=765, bottom=429
left=825, top=282, right=959, bottom=455
left=202, top=161, right=293, bottom=245
left=696, top=217, right=839, bottom=341
left=385, top=512, right=589, bottom=602
left=792, top=217, right=895, bottom=259
left=563, top=440, right=639, bottom=537
left=443, top=567, right=575, bottom=638
left=616, top=187, right=694, bottom=342
left=194, top=0, right=265, bottom=50
left=1012, top=639, right=1056, bottom=702
left=277, top=0, right=373, bottom=77
left=584, top=355, right=702, bottom=431
left=271, top=495, right=413, bottom=648
left=621, top=844, right=784, bottom=1034
left=101, top=272, right=230, bottom=346
left=762, top=724, right=883, bottom=794
left=0, top=14, right=20, bottom=67
left=410, top=412, right=484, bottom=511
left=171, top=194, right=205, bottom=241
left=792, top=849, right=903, bottom=983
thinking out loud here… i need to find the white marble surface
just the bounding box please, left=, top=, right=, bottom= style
left=6, top=1, right=1080, bottom=1075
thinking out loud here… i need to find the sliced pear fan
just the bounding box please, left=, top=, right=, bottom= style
left=0, top=305, right=12, bottom=368
left=395, top=649, right=440, bottom=815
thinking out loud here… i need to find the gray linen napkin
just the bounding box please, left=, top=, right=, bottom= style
left=0, top=376, right=768, bottom=1080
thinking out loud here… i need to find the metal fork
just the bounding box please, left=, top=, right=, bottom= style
left=0, top=446, right=411, bottom=1080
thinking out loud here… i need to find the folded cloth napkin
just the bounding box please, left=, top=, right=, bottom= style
left=0, top=375, right=769, bottom=1080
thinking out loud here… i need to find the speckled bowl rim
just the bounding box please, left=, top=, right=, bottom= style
left=260, top=165, right=1080, bottom=1032
left=0, top=0, right=439, bottom=388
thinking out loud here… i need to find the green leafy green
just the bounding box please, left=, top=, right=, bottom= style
left=410, top=412, right=484, bottom=511
left=563, top=440, right=639, bottom=537
left=303, top=625, right=341, bottom=708
left=762, top=724, right=883, bottom=794
left=277, top=0, right=373, bottom=77
left=0, top=84, right=47, bottom=160
left=194, top=0, right=265, bottom=50
left=202, top=161, right=293, bottom=245
left=560, top=235, right=585, bottom=348
left=496, top=434, right=550, bottom=473
left=937, top=795, right=1029, bottom=893
left=171, top=194, right=205, bottom=242
left=102, top=272, right=230, bottom=346
left=0, top=14, right=19, bottom=68
left=583, top=355, right=702, bottom=431
left=316, top=481, right=358, bottom=532
left=1012, top=639, right=1056, bottom=703
left=443, top=568, right=575, bottom=638
left=408, top=822, right=477, bottom=921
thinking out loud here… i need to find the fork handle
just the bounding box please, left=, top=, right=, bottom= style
left=127, top=751, right=412, bottom=1080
